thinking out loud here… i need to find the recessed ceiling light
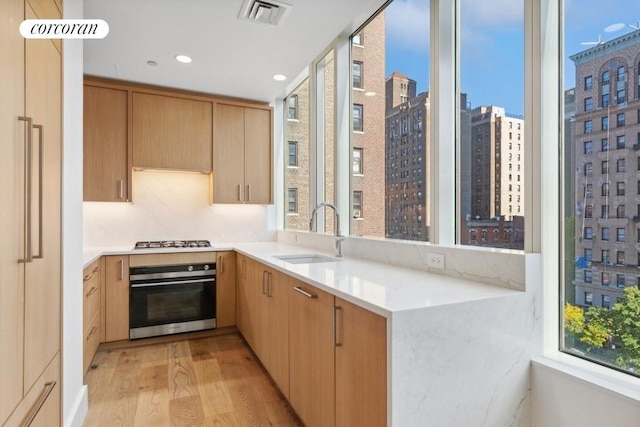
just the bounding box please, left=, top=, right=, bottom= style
left=175, top=54, right=192, bottom=64
left=146, top=60, right=158, bottom=66
left=273, top=74, right=287, bottom=81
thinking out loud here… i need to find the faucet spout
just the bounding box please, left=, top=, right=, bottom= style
left=309, top=202, right=343, bottom=257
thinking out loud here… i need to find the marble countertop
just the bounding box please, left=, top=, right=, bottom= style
left=84, top=241, right=520, bottom=317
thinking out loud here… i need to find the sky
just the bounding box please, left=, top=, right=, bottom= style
left=382, top=0, right=639, bottom=117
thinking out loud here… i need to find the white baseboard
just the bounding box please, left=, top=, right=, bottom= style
left=64, top=385, right=88, bottom=427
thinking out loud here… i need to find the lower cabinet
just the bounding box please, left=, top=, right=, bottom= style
left=216, top=251, right=237, bottom=328
left=83, top=258, right=104, bottom=373
left=236, top=256, right=387, bottom=427
left=104, top=255, right=130, bottom=342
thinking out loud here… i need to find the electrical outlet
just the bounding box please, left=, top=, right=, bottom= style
left=427, top=253, right=445, bottom=270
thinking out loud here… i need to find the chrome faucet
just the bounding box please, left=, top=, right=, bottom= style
left=309, top=202, right=344, bottom=257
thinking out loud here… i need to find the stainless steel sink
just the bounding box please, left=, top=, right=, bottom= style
left=273, top=253, right=341, bottom=264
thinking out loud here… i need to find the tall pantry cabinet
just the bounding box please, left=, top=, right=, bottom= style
left=0, top=0, right=62, bottom=426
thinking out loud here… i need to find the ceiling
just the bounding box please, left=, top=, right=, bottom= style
left=83, top=0, right=385, bottom=104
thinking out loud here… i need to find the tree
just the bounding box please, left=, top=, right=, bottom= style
left=611, top=286, right=640, bottom=370
left=580, top=306, right=612, bottom=348
left=564, top=303, right=585, bottom=334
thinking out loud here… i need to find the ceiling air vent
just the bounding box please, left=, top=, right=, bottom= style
left=238, top=0, right=291, bottom=27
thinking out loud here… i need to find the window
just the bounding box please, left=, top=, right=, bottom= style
left=583, top=141, right=593, bottom=154
left=617, top=113, right=625, bottom=127
left=352, top=61, right=363, bottom=89
left=353, top=191, right=363, bottom=218
left=584, top=292, right=593, bottom=306
left=287, top=188, right=298, bottom=213
left=602, top=272, right=610, bottom=286
left=584, top=270, right=593, bottom=284
left=602, top=93, right=610, bottom=107
left=617, top=135, right=625, bottom=149
left=352, top=31, right=362, bottom=46
left=617, top=65, right=626, bottom=81
left=617, top=251, right=625, bottom=265
left=288, top=95, right=298, bottom=120
left=617, top=274, right=626, bottom=289
left=288, top=141, right=298, bottom=166
left=584, top=227, right=593, bottom=239
left=602, top=249, right=610, bottom=264
left=585, top=184, right=593, bottom=197
left=353, top=104, right=363, bottom=132
left=585, top=205, right=593, bottom=218
left=601, top=116, right=609, bottom=130
left=584, top=120, right=593, bottom=133
left=601, top=182, right=609, bottom=196
left=585, top=162, right=593, bottom=176
left=602, top=70, right=610, bottom=86
left=602, top=295, right=611, bottom=309
left=601, top=138, right=608, bottom=151
left=601, top=160, right=608, bottom=174
left=617, top=227, right=626, bottom=242
left=601, top=204, right=609, bottom=219
left=617, top=181, right=625, bottom=196
left=584, top=75, right=593, bottom=90
left=617, top=89, right=626, bottom=104
left=617, top=158, right=626, bottom=173
left=584, top=97, right=593, bottom=111
left=353, top=148, right=363, bottom=174
left=617, top=204, right=625, bottom=218
left=601, top=227, right=609, bottom=241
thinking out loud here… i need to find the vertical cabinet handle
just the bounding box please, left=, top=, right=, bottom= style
left=238, top=184, right=243, bottom=202
left=21, top=381, right=56, bottom=427
left=246, top=185, right=251, bottom=202
left=119, top=259, right=124, bottom=281
left=267, top=272, right=272, bottom=297
left=333, top=306, right=342, bottom=347
left=32, top=124, right=44, bottom=260
left=218, top=255, right=224, bottom=274
left=18, top=116, right=33, bottom=263
left=118, top=179, right=124, bottom=200
left=262, top=271, right=268, bottom=295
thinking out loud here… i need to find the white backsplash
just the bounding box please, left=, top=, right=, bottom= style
left=83, top=170, right=276, bottom=247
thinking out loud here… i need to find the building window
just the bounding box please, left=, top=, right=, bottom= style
left=617, top=158, right=626, bottom=173
left=584, top=226, right=593, bottom=240
left=601, top=182, right=609, bottom=196
left=287, top=188, right=298, bottom=213
left=585, top=162, right=593, bottom=176
left=617, top=113, right=625, bottom=127
left=617, top=65, right=626, bottom=81
left=288, top=95, right=298, bottom=120
left=584, top=75, right=593, bottom=90
left=585, top=205, right=593, bottom=218
left=584, top=292, right=593, bottom=306
left=616, top=274, right=625, bottom=289
left=601, top=204, right=609, bottom=219
left=602, top=272, right=610, bottom=286
left=617, top=227, right=626, bottom=242
left=617, top=89, right=626, bottom=104
left=602, top=70, right=610, bottom=86
left=585, top=184, right=593, bottom=197
left=602, top=295, right=611, bottom=309
left=584, top=97, right=593, bottom=111
left=616, top=135, right=625, bottom=149
left=584, top=120, right=593, bottom=133
left=602, top=93, right=609, bottom=107
left=288, top=141, right=298, bottom=166
left=602, top=249, right=610, bottom=264
left=617, top=181, right=625, bottom=196
left=617, top=251, right=625, bottom=266
left=352, top=31, right=363, bottom=46
left=583, top=140, right=593, bottom=154
left=353, top=61, right=363, bottom=89
left=353, top=104, right=363, bottom=132
left=601, top=138, right=608, bottom=151
left=617, top=204, right=625, bottom=218
left=353, top=191, right=363, bottom=218
left=584, top=270, right=593, bottom=284
left=601, top=227, right=610, bottom=241
left=353, top=148, right=363, bottom=174
left=601, top=160, right=608, bottom=174
left=601, top=116, right=609, bottom=130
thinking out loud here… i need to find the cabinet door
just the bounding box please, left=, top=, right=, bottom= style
left=212, top=103, right=245, bottom=202
left=266, top=269, right=290, bottom=398
left=289, top=279, right=335, bottom=427
left=0, top=0, right=26, bottom=422
left=236, top=254, right=258, bottom=348
left=132, top=92, right=213, bottom=171
left=83, top=85, right=129, bottom=201
left=216, top=251, right=236, bottom=328
left=243, top=107, right=272, bottom=204
left=23, top=2, right=62, bottom=390
left=104, top=256, right=130, bottom=342
left=335, top=298, right=387, bottom=427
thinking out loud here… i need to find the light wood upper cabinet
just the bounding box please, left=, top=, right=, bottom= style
left=83, top=84, right=129, bottom=201
left=213, top=103, right=272, bottom=204
left=132, top=92, right=213, bottom=172
left=289, top=279, right=335, bottom=427
left=216, top=251, right=236, bottom=328
left=104, top=255, right=130, bottom=342
left=335, top=297, right=387, bottom=427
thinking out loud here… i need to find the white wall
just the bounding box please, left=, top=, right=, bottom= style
left=62, top=0, right=87, bottom=425
left=84, top=170, right=276, bottom=247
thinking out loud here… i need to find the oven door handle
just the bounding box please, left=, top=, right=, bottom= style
left=131, top=278, right=214, bottom=288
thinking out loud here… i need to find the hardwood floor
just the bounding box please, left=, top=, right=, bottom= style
left=83, top=333, right=302, bottom=426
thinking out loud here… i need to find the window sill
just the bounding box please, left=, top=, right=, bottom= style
left=532, top=352, right=640, bottom=401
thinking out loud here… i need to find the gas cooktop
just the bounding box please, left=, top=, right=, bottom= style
left=134, top=240, right=212, bottom=249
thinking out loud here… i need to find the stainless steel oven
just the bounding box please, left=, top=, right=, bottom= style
left=129, top=262, right=216, bottom=339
